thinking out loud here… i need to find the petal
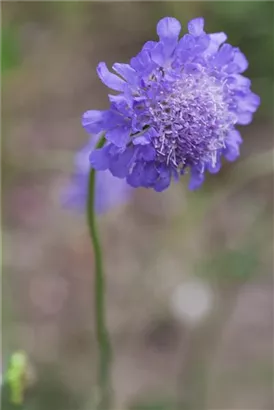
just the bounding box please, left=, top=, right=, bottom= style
left=95, top=170, right=131, bottom=213
left=237, top=92, right=260, bottom=113
left=97, top=62, right=126, bottom=91
left=105, top=125, right=131, bottom=147
left=223, top=130, right=242, bottom=161
left=189, top=169, right=205, bottom=190
left=82, top=110, right=108, bottom=134
left=157, top=17, right=181, bottom=42
left=144, top=163, right=159, bottom=185
left=214, top=44, right=234, bottom=66
left=229, top=74, right=251, bottom=89
left=206, top=32, right=227, bottom=54
left=142, top=41, right=157, bottom=51
left=132, top=135, right=150, bottom=145
left=109, top=147, right=135, bottom=178
left=236, top=111, right=253, bottom=125
left=154, top=167, right=171, bottom=192
left=127, top=162, right=145, bottom=187
left=233, top=48, right=248, bottom=73
left=207, top=156, right=222, bottom=174
left=138, top=145, right=156, bottom=161
left=188, top=17, right=204, bottom=37
left=130, top=50, right=155, bottom=75
left=112, top=63, right=138, bottom=85
left=150, top=42, right=166, bottom=66
left=89, top=146, right=110, bottom=171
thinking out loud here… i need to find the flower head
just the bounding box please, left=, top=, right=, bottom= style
left=83, top=17, right=260, bottom=191
left=63, top=135, right=132, bottom=214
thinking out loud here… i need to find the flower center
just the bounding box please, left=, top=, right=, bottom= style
left=147, top=71, right=237, bottom=170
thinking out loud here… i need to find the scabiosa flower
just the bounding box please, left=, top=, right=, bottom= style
left=83, top=17, right=260, bottom=191
left=63, top=135, right=132, bottom=214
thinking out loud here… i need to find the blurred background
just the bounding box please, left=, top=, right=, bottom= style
left=1, top=2, right=273, bottom=409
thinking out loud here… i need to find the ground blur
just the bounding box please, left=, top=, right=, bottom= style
left=2, top=2, right=274, bottom=409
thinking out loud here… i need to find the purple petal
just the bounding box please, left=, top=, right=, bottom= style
left=215, top=44, right=234, bottom=66
left=224, top=130, right=243, bottom=162
left=237, top=92, right=260, bottom=113
left=132, top=134, right=150, bottom=145
left=144, top=163, right=159, bottom=185
left=112, top=63, right=138, bottom=85
left=97, top=62, right=126, bottom=91
left=157, top=17, right=181, bottom=42
left=105, top=125, right=131, bottom=147
left=82, top=110, right=108, bottom=134
left=189, top=169, right=205, bottom=190
left=150, top=42, right=165, bottom=66
left=233, top=49, right=248, bottom=73
left=130, top=50, right=155, bottom=75
left=138, top=145, right=156, bottom=161
left=236, top=111, right=253, bottom=125
left=206, top=32, right=227, bottom=54
left=89, top=146, right=110, bottom=171
left=188, top=17, right=204, bottom=37
left=127, top=162, right=145, bottom=187
left=207, top=156, right=222, bottom=174
left=109, top=147, right=135, bottom=178
left=154, top=167, right=171, bottom=192
left=142, top=41, right=157, bottom=51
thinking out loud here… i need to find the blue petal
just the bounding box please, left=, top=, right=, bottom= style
left=142, top=41, right=157, bottom=51
left=97, top=62, right=126, bottom=91
left=132, top=133, right=151, bottom=145
left=229, top=74, right=251, bottom=89
left=207, top=156, right=222, bottom=174
left=130, top=50, right=155, bottom=75
left=223, top=130, right=242, bottom=161
left=82, top=110, right=108, bottom=134
left=157, top=17, right=181, bottom=42
left=206, top=32, right=227, bottom=54
left=106, top=125, right=131, bottom=147
left=156, top=17, right=181, bottom=61
left=237, top=92, right=260, bottom=113
left=89, top=146, right=110, bottom=170
left=109, top=147, right=135, bottom=178
left=112, top=63, right=138, bottom=85
left=236, top=111, right=253, bottom=125
left=233, top=49, right=248, bottom=73
left=154, top=167, right=171, bottom=192
left=188, top=17, right=204, bottom=37
left=189, top=169, right=205, bottom=190
left=214, top=44, right=234, bottom=66
left=144, top=163, right=159, bottom=185
left=127, top=162, right=145, bottom=187
left=150, top=42, right=166, bottom=66
left=138, top=145, right=156, bottom=161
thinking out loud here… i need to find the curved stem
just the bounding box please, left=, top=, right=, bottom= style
left=87, top=134, right=112, bottom=410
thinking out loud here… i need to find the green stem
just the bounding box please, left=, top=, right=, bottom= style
left=87, top=134, right=112, bottom=410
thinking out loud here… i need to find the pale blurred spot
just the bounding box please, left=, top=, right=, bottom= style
left=29, top=275, right=68, bottom=316
left=170, top=279, right=214, bottom=326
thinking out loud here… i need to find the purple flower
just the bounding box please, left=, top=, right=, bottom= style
left=83, top=17, right=260, bottom=191
left=63, top=135, right=132, bottom=214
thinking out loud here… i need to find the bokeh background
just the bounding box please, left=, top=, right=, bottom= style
left=2, top=2, right=274, bottom=409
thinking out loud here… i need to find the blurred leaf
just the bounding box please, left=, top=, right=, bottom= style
left=202, top=245, right=259, bottom=283
left=1, top=25, right=20, bottom=74
left=129, top=398, right=176, bottom=410
left=212, top=1, right=264, bottom=20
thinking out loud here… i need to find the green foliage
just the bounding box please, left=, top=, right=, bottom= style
left=200, top=245, right=259, bottom=284
left=1, top=25, right=20, bottom=75
left=130, top=398, right=176, bottom=410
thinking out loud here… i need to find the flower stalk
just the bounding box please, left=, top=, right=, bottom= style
left=87, top=134, right=112, bottom=410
